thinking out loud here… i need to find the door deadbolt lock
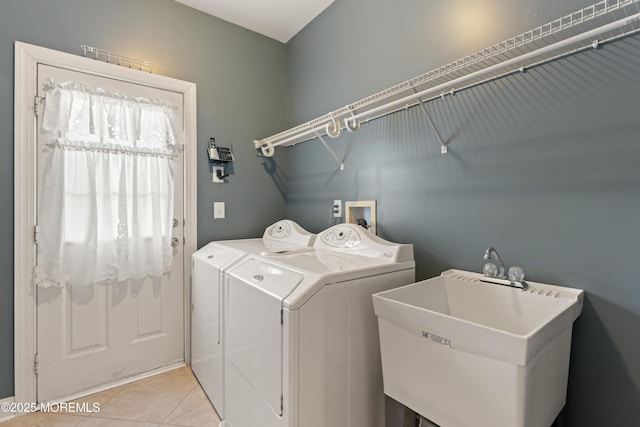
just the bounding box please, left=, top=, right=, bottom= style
left=173, top=218, right=179, bottom=228
left=171, top=237, right=180, bottom=248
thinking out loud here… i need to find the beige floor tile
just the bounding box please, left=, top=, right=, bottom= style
left=0, top=412, right=85, bottom=427
left=95, top=374, right=197, bottom=423
left=163, top=386, right=220, bottom=426
left=71, top=384, right=127, bottom=416
left=76, top=416, right=159, bottom=426
left=132, top=370, right=198, bottom=393
left=0, top=367, right=217, bottom=427
left=129, top=373, right=198, bottom=404
left=163, top=366, right=194, bottom=377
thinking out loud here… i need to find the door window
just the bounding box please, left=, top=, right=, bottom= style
left=36, top=79, right=183, bottom=287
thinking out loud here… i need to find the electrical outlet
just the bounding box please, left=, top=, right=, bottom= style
left=333, top=200, right=342, bottom=218
left=212, top=166, right=225, bottom=183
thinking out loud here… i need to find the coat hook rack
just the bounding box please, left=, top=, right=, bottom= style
left=80, top=45, right=153, bottom=73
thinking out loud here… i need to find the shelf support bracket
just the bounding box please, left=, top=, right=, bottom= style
left=412, top=87, right=448, bottom=154
left=316, top=132, right=344, bottom=170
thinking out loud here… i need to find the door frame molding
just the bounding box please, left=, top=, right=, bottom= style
left=14, top=41, right=198, bottom=405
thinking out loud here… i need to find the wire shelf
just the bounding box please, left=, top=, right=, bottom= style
left=254, top=0, right=640, bottom=155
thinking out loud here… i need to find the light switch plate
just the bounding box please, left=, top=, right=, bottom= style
left=213, top=202, right=225, bottom=219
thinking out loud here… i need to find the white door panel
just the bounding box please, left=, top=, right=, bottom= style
left=36, top=64, right=185, bottom=402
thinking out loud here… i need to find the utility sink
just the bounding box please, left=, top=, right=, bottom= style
left=372, top=269, right=584, bottom=427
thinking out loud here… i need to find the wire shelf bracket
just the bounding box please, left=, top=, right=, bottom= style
left=254, top=0, right=640, bottom=160
left=316, top=132, right=345, bottom=170
left=411, top=86, right=448, bottom=154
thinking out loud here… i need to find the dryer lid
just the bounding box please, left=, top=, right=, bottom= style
left=192, top=242, right=245, bottom=267
left=314, top=224, right=413, bottom=262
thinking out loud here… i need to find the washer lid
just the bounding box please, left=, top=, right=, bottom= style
left=229, top=258, right=304, bottom=301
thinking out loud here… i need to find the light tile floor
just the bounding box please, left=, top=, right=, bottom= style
left=1, top=366, right=220, bottom=427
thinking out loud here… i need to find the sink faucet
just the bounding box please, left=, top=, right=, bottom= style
left=484, top=247, right=506, bottom=279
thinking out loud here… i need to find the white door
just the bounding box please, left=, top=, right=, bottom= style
left=35, top=64, right=185, bottom=402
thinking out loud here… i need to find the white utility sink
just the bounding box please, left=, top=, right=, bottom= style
left=373, top=269, right=584, bottom=427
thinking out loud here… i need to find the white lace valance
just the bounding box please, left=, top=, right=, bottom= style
left=40, top=79, right=183, bottom=152
left=35, top=79, right=180, bottom=288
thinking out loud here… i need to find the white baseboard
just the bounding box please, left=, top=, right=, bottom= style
left=0, top=396, right=16, bottom=423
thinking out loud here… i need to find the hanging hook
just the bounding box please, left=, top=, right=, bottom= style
left=345, top=115, right=360, bottom=133
left=345, top=118, right=360, bottom=132
left=325, top=117, right=341, bottom=138
left=344, top=108, right=360, bottom=132
left=259, top=142, right=275, bottom=157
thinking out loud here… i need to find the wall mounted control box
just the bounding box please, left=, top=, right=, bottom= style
left=208, top=137, right=234, bottom=183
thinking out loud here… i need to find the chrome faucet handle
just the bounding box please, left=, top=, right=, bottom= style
left=483, top=247, right=506, bottom=279
left=483, top=262, right=498, bottom=277
left=508, top=266, right=525, bottom=282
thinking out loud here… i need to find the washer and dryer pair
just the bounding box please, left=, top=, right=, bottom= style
left=191, top=220, right=415, bottom=427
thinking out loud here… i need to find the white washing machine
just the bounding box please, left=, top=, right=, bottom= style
left=221, top=224, right=415, bottom=427
left=191, top=220, right=315, bottom=418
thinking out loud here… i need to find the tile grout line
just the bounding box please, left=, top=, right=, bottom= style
left=86, top=383, right=128, bottom=419
left=81, top=385, right=134, bottom=422
left=160, top=384, right=198, bottom=426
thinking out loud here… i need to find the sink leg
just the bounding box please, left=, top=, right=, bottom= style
left=418, top=416, right=440, bottom=427
left=401, top=407, right=418, bottom=427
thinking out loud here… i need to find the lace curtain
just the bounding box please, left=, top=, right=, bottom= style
left=35, top=80, right=183, bottom=287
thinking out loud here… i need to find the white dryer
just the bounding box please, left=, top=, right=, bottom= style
left=191, top=220, right=315, bottom=418
left=221, top=224, right=415, bottom=427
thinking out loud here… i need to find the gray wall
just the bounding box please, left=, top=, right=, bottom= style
left=2, top=0, right=638, bottom=425
left=0, top=0, right=287, bottom=398
left=285, top=0, right=640, bottom=426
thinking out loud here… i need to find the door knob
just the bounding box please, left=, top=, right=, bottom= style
left=171, top=237, right=180, bottom=248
